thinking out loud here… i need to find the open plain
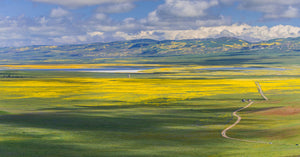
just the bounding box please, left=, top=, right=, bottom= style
left=1, top=51, right=300, bottom=156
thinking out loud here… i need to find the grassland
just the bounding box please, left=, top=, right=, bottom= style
left=1, top=51, right=300, bottom=156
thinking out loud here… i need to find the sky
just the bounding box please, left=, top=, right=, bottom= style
left=0, top=0, right=300, bottom=47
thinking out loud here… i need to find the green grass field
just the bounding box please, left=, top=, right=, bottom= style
left=1, top=52, right=300, bottom=156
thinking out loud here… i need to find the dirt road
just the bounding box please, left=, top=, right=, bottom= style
left=221, top=101, right=270, bottom=144
left=255, top=82, right=268, bottom=101
left=221, top=101, right=253, bottom=139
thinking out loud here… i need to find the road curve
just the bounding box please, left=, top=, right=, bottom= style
left=221, top=101, right=270, bottom=144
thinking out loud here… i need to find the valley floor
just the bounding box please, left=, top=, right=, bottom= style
left=0, top=62, right=300, bottom=156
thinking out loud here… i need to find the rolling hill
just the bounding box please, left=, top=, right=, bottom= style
left=1, top=37, right=300, bottom=64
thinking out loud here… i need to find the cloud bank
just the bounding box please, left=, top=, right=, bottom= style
left=1, top=14, right=299, bottom=48
left=0, top=0, right=300, bottom=47
left=114, top=24, right=300, bottom=42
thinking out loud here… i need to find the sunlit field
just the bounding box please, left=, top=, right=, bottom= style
left=1, top=62, right=300, bottom=156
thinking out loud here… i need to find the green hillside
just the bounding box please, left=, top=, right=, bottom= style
left=1, top=37, right=300, bottom=64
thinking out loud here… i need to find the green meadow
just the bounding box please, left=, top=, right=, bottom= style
left=1, top=52, right=300, bottom=156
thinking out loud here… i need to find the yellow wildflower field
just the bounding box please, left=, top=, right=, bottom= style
left=0, top=77, right=286, bottom=106
left=0, top=78, right=242, bottom=97
left=1, top=63, right=300, bottom=107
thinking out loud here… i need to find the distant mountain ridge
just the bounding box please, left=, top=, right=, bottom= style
left=1, top=37, right=300, bottom=63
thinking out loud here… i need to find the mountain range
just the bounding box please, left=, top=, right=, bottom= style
left=1, top=37, right=300, bottom=64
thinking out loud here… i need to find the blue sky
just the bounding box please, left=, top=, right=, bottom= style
left=0, top=0, right=300, bottom=47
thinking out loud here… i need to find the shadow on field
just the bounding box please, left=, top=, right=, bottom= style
left=201, top=58, right=280, bottom=65
left=0, top=136, right=226, bottom=157
left=0, top=102, right=279, bottom=156
left=0, top=113, right=160, bottom=132
left=202, top=58, right=256, bottom=65
left=0, top=105, right=271, bottom=133
left=0, top=140, right=86, bottom=157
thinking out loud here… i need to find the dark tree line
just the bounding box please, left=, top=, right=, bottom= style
left=1, top=73, right=25, bottom=78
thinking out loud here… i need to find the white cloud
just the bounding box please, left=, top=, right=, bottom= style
left=28, top=26, right=67, bottom=36
left=39, top=17, right=48, bottom=25
left=94, top=13, right=109, bottom=21
left=158, top=0, right=219, bottom=18
left=91, top=25, right=120, bottom=32
left=50, top=8, right=70, bottom=17
left=88, top=31, right=104, bottom=37
left=223, top=0, right=300, bottom=19
left=281, top=6, right=299, bottom=18
left=97, top=2, right=135, bottom=13
left=31, top=0, right=136, bottom=8
left=263, top=6, right=299, bottom=19
left=148, top=0, right=220, bottom=21
left=142, top=0, right=227, bottom=29
left=195, top=15, right=230, bottom=27
left=52, top=35, right=89, bottom=43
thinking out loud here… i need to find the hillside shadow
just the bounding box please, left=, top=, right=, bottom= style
left=0, top=113, right=160, bottom=132
left=0, top=140, right=87, bottom=157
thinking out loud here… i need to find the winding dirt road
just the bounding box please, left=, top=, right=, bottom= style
left=221, top=101, right=253, bottom=140
left=221, top=82, right=271, bottom=144
left=221, top=101, right=269, bottom=144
